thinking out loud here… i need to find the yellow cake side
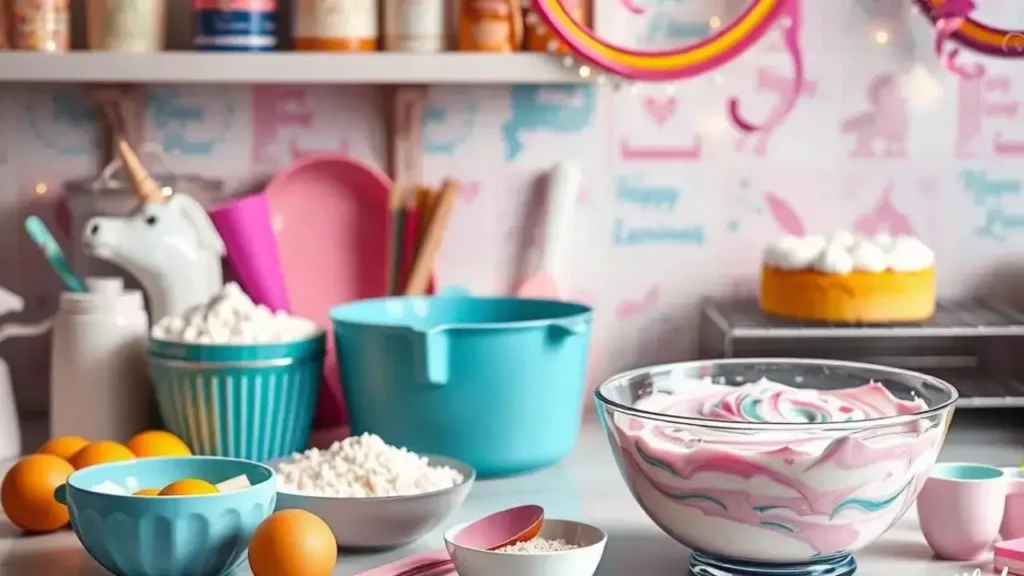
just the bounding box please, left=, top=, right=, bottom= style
left=759, top=265, right=936, bottom=323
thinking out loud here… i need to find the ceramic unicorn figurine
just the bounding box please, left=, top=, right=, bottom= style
left=81, top=142, right=225, bottom=323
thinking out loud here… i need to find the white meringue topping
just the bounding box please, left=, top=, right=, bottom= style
left=763, top=231, right=934, bottom=274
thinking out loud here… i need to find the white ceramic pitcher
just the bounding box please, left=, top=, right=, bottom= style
left=0, top=286, right=53, bottom=460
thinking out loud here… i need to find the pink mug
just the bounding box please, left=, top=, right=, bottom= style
left=1002, top=467, right=1024, bottom=540
left=918, top=462, right=1007, bottom=560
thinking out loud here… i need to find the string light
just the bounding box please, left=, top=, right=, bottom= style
left=34, top=183, right=47, bottom=196
left=873, top=29, right=891, bottom=45
left=709, top=16, right=722, bottom=30
left=578, top=65, right=592, bottom=78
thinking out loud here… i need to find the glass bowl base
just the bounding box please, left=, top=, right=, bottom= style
left=690, top=551, right=857, bottom=576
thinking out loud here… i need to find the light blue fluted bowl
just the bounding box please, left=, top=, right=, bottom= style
left=54, top=456, right=276, bottom=576
left=331, top=296, right=592, bottom=477
left=148, top=332, right=326, bottom=462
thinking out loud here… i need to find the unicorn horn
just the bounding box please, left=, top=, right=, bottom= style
left=117, top=139, right=166, bottom=203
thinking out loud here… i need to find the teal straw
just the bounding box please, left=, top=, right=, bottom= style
left=24, top=216, right=86, bottom=293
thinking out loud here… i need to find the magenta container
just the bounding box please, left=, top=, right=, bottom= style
left=209, top=193, right=290, bottom=312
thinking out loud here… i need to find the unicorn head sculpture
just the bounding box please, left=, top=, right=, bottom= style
left=82, top=142, right=225, bottom=323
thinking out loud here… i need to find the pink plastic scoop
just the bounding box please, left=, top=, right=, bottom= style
left=354, top=505, right=545, bottom=576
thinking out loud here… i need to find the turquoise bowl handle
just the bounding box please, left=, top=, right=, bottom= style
left=54, top=484, right=67, bottom=505
left=549, top=318, right=589, bottom=338
left=410, top=327, right=450, bottom=386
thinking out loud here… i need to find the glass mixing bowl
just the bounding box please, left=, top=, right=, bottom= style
left=594, top=358, right=958, bottom=576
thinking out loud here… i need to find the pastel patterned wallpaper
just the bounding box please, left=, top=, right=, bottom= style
left=3, top=0, right=1024, bottom=416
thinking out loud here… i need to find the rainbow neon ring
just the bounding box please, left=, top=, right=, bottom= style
left=915, top=0, right=1024, bottom=57
left=532, top=0, right=786, bottom=81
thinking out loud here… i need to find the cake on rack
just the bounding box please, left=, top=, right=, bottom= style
left=759, top=231, right=936, bottom=323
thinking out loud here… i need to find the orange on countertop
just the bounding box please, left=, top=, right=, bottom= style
left=133, top=488, right=161, bottom=496
left=37, top=436, right=89, bottom=462
left=1, top=454, right=74, bottom=533
left=159, top=479, right=219, bottom=496
left=126, top=430, right=192, bottom=458
left=249, top=510, right=337, bottom=576
left=68, top=441, right=136, bottom=470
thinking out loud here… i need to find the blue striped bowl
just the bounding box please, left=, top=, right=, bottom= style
left=147, top=333, right=326, bottom=462
left=55, top=456, right=276, bottom=576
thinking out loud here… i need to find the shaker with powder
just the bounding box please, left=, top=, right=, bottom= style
left=50, top=277, right=152, bottom=443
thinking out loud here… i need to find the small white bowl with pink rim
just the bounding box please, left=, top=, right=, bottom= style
left=444, top=519, right=607, bottom=576
left=594, top=358, right=959, bottom=576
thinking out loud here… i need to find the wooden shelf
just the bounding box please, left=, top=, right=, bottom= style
left=0, top=52, right=589, bottom=85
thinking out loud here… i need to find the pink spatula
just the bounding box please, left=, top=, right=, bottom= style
left=355, top=505, right=544, bottom=576
left=515, top=162, right=582, bottom=299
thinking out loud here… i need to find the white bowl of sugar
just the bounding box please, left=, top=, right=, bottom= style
left=271, top=433, right=475, bottom=549
left=444, top=519, right=608, bottom=576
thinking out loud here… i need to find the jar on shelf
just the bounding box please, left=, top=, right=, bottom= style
left=294, top=0, right=378, bottom=51
left=384, top=0, right=445, bottom=52
left=87, top=0, right=167, bottom=52
left=523, top=0, right=587, bottom=53
left=10, top=0, right=70, bottom=52
left=457, top=0, right=523, bottom=52
left=193, top=0, right=278, bottom=51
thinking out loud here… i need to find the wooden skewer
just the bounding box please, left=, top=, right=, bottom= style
left=404, top=180, right=459, bottom=296
left=386, top=185, right=404, bottom=295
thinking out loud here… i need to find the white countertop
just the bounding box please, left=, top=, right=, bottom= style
left=1, top=411, right=1020, bottom=576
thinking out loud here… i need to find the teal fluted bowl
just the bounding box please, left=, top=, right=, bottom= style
left=148, top=332, right=326, bottom=462
left=55, top=456, right=276, bottom=576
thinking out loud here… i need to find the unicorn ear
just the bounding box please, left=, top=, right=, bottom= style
left=169, top=193, right=226, bottom=256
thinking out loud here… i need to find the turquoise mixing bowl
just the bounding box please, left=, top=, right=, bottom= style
left=331, top=296, right=592, bottom=477
left=148, top=332, right=326, bottom=461
left=54, top=456, right=276, bottom=576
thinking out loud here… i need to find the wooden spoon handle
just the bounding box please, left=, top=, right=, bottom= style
left=404, top=180, right=459, bottom=296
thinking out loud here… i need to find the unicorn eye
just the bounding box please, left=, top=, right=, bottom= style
left=145, top=215, right=158, bottom=226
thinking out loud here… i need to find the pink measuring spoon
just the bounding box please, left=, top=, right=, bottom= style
left=354, top=505, right=545, bottom=576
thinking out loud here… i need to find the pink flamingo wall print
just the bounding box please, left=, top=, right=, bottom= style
left=852, top=184, right=916, bottom=236
left=763, top=192, right=805, bottom=235
left=840, top=74, right=908, bottom=158
left=615, top=286, right=659, bottom=320
left=729, top=0, right=806, bottom=134
left=956, top=75, right=1023, bottom=157
left=251, top=87, right=314, bottom=165
left=929, top=0, right=985, bottom=79
left=735, top=67, right=817, bottom=156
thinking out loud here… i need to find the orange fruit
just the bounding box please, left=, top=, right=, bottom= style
left=249, top=510, right=337, bottom=576
left=159, top=479, right=219, bottom=496
left=133, top=488, right=161, bottom=496
left=1, top=454, right=74, bottom=533
left=126, top=430, right=192, bottom=458
left=37, top=436, right=89, bottom=462
left=68, top=441, right=136, bottom=470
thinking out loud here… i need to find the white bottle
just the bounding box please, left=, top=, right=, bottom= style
left=50, top=277, right=151, bottom=443
left=389, top=0, right=446, bottom=52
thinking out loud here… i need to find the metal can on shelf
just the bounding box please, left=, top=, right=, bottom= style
left=294, top=0, right=378, bottom=51
left=193, top=0, right=278, bottom=51
left=87, top=0, right=167, bottom=52
left=10, top=0, right=70, bottom=52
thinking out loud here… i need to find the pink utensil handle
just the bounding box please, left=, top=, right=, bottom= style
left=354, top=549, right=450, bottom=576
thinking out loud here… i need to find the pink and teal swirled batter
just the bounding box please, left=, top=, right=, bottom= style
left=615, top=378, right=941, bottom=562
